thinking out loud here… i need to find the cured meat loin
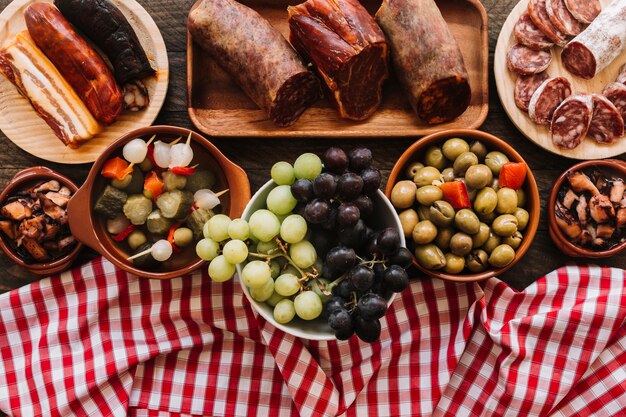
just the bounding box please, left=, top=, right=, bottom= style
left=514, top=72, right=550, bottom=112
left=617, top=63, right=626, bottom=85
left=528, top=76, right=572, bottom=125
left=564, top=0, right=601, bottom=25
left=24, top=3, right=123, bottom=125
left=507, top=44, right=552, bottom=75
left=588, top=94, right=624, bottom=144
left=54, top=0, right=155, bottom=85
left=528, top=0, right=569, bottom=47
left=0, top=31, right=100, bottom=148
left=288, top=0, right=388, bottom=121
left=375, top=0, right=470, bottom=124
left=603, top=82, right=626, bottom=121
left=546, top=0, right=585, bottom=36
left=561, top=1, right=626, bottom=80
left=514, top=12, right=554, bottom=50
left=551, top=94, right=593, bottom=149
left=188, top=0, right=320, bottom=127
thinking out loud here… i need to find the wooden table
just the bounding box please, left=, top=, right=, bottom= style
left=0, top=0, right=624, bottom=293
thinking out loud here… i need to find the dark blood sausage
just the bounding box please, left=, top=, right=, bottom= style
left=528, top=76, right=572, bottom=125
left=514, top=72, right=550, bottom=112
left=617, top=63, right=626, bottom=85
left=564, top=0, right=601, bottom=25
left=603, top=82, right=626, bottom=122
left=551, top=94, right=593, bottom=149
left=588, top=94, right=624, bottom=144
left=507, top=44, right=552, bottom=75
left=287, top=0, right=388, bottom=121
left=375, top=0, right=470, bottom=124
left=546, top=0, right=585, bottom=37
left=514, top=12, right=554, bottom=50
left=188, top=0, right=320, bottom=127
left=561, top=1, right=626, bottom=80
left=54, top=0, right=155, bottom=85
left=24, top=3, right=123, bottom=125
left=528, top=0, right=568, bottom=47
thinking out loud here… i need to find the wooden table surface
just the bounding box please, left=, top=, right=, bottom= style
left=0, top=0, right=624, bottom=293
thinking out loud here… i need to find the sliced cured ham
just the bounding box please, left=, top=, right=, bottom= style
left=514, top=12, right=554, bottom=50
left=551, top=94, right=593, bottom=149
left=546, top=0, right=585, bottom=37
left=514, top=72, right=550, bottom=112
left=507, top=44, right=552, bottom=75
left=588, top=94, right=624, bottom=144
left=564, top=0, right=601, bottom=25
left=603, top=82, right=626, bottom=122
left=528, top=0, right=569, bottom=47
left=528, top=76, right=572, bottom=125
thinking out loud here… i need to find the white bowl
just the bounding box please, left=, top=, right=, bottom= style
left=236, top=180, right=406, bottom=341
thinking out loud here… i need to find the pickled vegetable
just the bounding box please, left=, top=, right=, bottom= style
left=156, top=190, right=194, bottom=219
left=123, top=194, right=153, bottom=225
left=94, top=185, right=128, bottom=220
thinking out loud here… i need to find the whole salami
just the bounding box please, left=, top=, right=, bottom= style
left=561, top=1, right=626, bottom=80
left=528, top=76, right=572, bottom=125
left=546, top=0, right=585, bottom=37
left=514, top=12, right=554, bottom=50
left=603, top=82, right=626, bottom=122
left=564, top=0, right=601, bottom=25
left=588, top=94, right=624, bottom=144
left=514, top=72, right=550, bottom=112
left=375, top=0, right=471, bottom=124
left=528, top=0, right=568, bottom=47
left=188, top=0, right=320, bottom=127
left=507, top=44, right=552, bottom=75
left=551, top=94, right=593, bottom=149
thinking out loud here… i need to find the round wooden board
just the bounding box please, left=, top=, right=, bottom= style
left=0, top=0, right=168, bottom=164
left=494, top=0, right=626, bottom=160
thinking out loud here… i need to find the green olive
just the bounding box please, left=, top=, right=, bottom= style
left=399, top=209, right=419, bottom=237
left=492, top=214, right=519, bottom=237
left=417, top=205, right=431, bottom=221
left=485, top=151, right=510, bottom=175
left=472, top=222, right=491, bottom=248
left=490, top=178, right=500, bottom=191
left=516, top=189, right=527, bottom=207
left=441, top=167, right=456, bottom=182
left=127, top=230, right=147, bottom=250
left=470, top=140, right=488, bottom=161
left=513, top=207, right=530, bottom=231
left=488, top=244, right=516, bottom=268
left=503, top=231, right=523, bottom=250
left=414, top=166, right=441, bottom=187
left=444, top=253, right=465, bottom=274
left=450, top=232, right=473, bottom=256
left=111, top=174, right=133, bottom=189
left=496, top=187, right=519, bottom=214
left=462, top=180, right=478, bottom=201
left=391, top=180, right=417, bottom=209
left=453, top=152, right=479, bottom=176
left=454, top=209, right=480, bottom=234
left=434, top=227, right=455, bottom=250
left=416, top=185, right=443, bottom=206
left=478, top=210, right=497, bottom=224
left=405, top=161, right=425, bottom=179
left=473, top=187, right=498, bottom=215
left=429, top=200, right=455, bottom=227
left=139, top=157, right=153, bottom=172
left=482, top=232, right=501, bottom=254
left=412, top=220, right=438, bottom=245
left=173, top=227, right=194, bottom=247
left=442, top=138, right=470, bottom=161
left=423, top=146, right=447, bottom=170
left=466, top=249, right=489, bottom=273
left=414, top=244, right=446, bottom=270
left=464, top=164, right=493, bottom=190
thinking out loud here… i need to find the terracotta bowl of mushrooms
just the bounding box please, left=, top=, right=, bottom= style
left=548, top=159, right=626, bottom=258
left=0, top=166, right=82, bottom=275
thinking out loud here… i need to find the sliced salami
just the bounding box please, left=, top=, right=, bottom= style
left=514, top=72, right=550, bottom=112
left=528, top=0, right=569, bottom=47
left=564, top=0, right=601, bottom=25
left=603, top=82, right=626, bottom=122
left=561, top=1, right=626, bottom=80
left=528, top=76, right=572, bottom=125
left=507, top=44, right=552, bottom=75
left=514, top=12, right=554, bottom=50
left=551, top=94, right=593, bottom=149
left=588, top=94, right=624, bottom=144
left=546, top=0, right=585, bottom=36
left=617, top=63, right=626, bottom=85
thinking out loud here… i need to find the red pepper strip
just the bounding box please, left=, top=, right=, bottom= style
left=147, top=144, right=157, bottom=166
left=112, top=224, right=136, bottom=242
left=167, top=223, right=182, bottom=253
left=171, top=166, right=196, bottom=176
left=499, top=162, right=527, bottom=190
left=439, top=181, right=471, bottom=209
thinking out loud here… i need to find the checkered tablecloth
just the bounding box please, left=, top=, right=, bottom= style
left=0, top=258, right=624, bottom=416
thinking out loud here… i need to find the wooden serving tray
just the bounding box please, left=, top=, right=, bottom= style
left=494, top=0, right=626, bottom=160
left=186, top=0, right=489, bottom=137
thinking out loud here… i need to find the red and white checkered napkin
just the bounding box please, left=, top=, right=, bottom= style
left=0, top=258, right=625, bottom=417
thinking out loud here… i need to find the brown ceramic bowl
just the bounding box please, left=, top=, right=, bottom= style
left=0, top=166, right=82, bottom=275
left=67, top=125, right=251, bottom=279
left=386, top=129, right=540, bottom=282
left=548, top=159, right=626, bottom=258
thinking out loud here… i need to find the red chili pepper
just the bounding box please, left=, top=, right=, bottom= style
left=147, top=144, right=157, bottom=167
left=171, top=166, right=196, bottom=176
left=112, top=224, right=136, bottom=242
left=167, top=223, right=182, bottom=253
left=439, top=181, right=471, bottom=209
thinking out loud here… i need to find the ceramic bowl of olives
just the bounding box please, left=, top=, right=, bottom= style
left=385, top=129, right=540, bottom=282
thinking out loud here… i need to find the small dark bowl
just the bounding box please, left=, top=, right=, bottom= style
left=0, top=166, right=82, bottom=275
left=548, top=159, right=626, bottom=258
